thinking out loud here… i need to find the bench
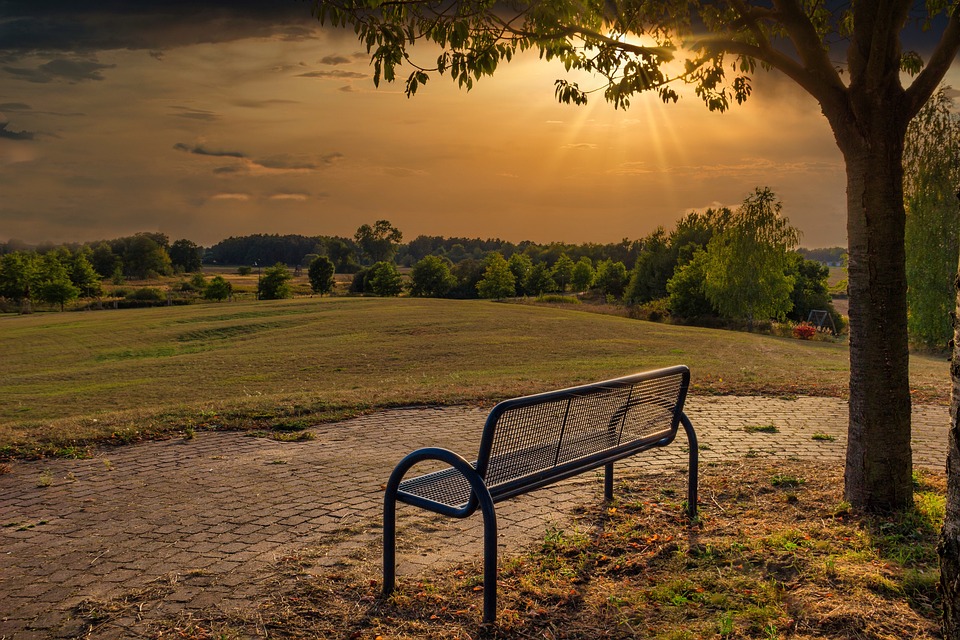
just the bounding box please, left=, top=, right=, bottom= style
left=382, top=365, right=698, bottom=623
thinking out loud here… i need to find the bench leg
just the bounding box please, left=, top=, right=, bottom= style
left=383, top=490, right=397, bottom=596
left=604, top=462, right=614, bottom=501
left=479, top=494, right=498, bottom=624
left=681, top=413, right=699, bottom=520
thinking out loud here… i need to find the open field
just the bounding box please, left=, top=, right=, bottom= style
left=0, top=296, right=949, bottom=458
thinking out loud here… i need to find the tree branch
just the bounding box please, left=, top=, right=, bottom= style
left=905, top=3, right=960, bottom=119
left=771, top=0, right=845, bottom=93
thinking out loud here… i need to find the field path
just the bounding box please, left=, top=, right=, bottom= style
left=0, top=397, right=949, bottom=638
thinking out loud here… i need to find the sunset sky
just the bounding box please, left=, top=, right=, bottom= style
left=1, top=2, right=958, bottom=249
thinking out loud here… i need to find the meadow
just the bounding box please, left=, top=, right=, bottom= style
left=0, top=295, right=949, bottom=459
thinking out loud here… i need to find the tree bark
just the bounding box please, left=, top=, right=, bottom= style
left=940, top=253, right=960, bottom=638
left=834, top=109, right=914, bottom=511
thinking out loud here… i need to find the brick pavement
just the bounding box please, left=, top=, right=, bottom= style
left=0, top=397, right=950, bottom=638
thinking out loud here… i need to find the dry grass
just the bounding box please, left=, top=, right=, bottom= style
left=1, top=296, right=949, bottom=458
left=74, top=459, right=944, bottom=639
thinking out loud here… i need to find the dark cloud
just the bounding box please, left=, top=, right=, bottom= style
left=321, top=152, right=344, bottom=165
left=0, top=102, right=31, bottom=111
left=4, top=57, right=115, bottom=82
left=320, top=54, right=351, bottom=65
left=173, top=142, right=246, bottom=158
left=170, top=106, right=220, bottom=121
left=0, top=1, right=321, bottom=56
left=0, top=122, right=35, bottom=140
left=297, top=69, right=367, bottom=79
left=338, top=85, right=358, bottom=93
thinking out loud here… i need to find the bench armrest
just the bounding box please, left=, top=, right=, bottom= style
left=384, top=447, right=491, bottom=518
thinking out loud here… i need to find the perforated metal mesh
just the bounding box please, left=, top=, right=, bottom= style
left=484, top=371, right=684, bottom=490
left=398, top=465, right=474, bottom=509
left=396, top=369, right=687, bottom=510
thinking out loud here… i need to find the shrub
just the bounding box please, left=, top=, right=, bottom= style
left=793, top=322, right=817, bottom=340
left=630, top=297, right=671, bottom=322
left=126, top=287, right=165, bottom=302
left=237, top=266, right=253, bottom=276
left=536, top=294, right=580, bottom=304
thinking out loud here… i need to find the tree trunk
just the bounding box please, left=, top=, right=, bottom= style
left=940, top=254, right=960, bottom=638
left=839, top=127, right=914, bottom=511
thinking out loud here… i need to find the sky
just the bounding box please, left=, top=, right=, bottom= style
left=0, top=2, right=957, bottom=249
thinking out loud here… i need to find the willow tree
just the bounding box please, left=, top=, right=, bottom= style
left=903, top=87, right=960, bottom=349
left=311, top=1, right=960, bottom=511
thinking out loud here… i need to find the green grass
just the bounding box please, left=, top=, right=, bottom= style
left=0, top=296, right=949, bottom=458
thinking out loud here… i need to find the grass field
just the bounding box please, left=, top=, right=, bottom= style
left=0, top=296, right=949, bottom=458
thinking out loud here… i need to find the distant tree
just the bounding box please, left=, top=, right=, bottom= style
left=35, top=253, right=79, bottom=311
left=786, top=254, right=842, bottom=331
left=308, top=255, right=336, bottom=296
left=326, top=237, right=361, bottom=273
left=237, top=266, right=253, bottom=276
left=204, top=275, right=232, bottom=302
left=903, top=87, right=960, bottom=349
left=355, top=220, right=403, bottom=265
left=625, top=228, right=672, bottom=305
left=507, top=253, right=533, bottom=296
left=125, top=234, right=173, bottom=279
left=258, top=263, right=293, bottom=300
left=350, top=267, right=370, bottom=294
left=0, top=251, right=39, bottom=312
left=37, top=279, right=80, bottom=311
left=571, top=256, right=594, bottom=293
left=450, top=258, right=484, bottom=299
left=551, top=254, right=575, bottom=292
left=477, top=253, right=516, bottom=299
left=593, top=260, right=629, bottom=299
left=702, top=187, right=800, bottom=330
left=410, top=255, right=456, bottom=297
left=667, top=249, right=716, bottom=319
left=90, top=242, right=121, bottom=278
left=68, top=251, right=103, bottom=299
left=524, top=262, right=556, bottom=296
left=367, top=261, right=404, bottom=296
left=169, top=239, right=203, bottom=273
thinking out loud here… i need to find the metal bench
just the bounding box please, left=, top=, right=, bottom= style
left=382, top=365, right=698, bottom=623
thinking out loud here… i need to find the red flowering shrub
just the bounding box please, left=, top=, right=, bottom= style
left=793, top=322, right=817, bottom=340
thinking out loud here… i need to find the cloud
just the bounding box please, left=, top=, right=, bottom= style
left=297, top=69, right=368, bottom=79
left=338, top=85, right=358, bottom=93
left=4, top=57, right=115, bottom=82
left=177, top=143, right=344, bottom=175
left=208, top=193, right=251, bottom=202
left=170, top=106, right=220, bottom=121
left=561, top=143, right=597, bottom=150
left=0, top=122, right=36, bottom=141
left=0, top=1, right=319, bottom=56
left=0, top=102, right=32, bottom=112
left=269, top=193, right=310, bottom=201
left=609, top=157, right=841, bottom=177
left=320, top=54, right=351, bottom=65
left=173, top=142, right=246, bottom=159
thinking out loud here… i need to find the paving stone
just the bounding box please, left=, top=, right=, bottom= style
left=0, top=399, right=949, bottom=637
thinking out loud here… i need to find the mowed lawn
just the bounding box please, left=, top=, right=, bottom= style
left=0, top=296, right=949, bottom=456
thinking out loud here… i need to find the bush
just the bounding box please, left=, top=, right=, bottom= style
left=536, top=294, right=580, bottom=304
left=793, top=322, right=817, bottom=340
left=126, top=287, right=165, bottom=302
left=237, top=266, right=253, bottom=276
left=629, top=297, right=671, bottom=322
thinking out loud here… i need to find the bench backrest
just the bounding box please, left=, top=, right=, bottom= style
left=475, top=365, right=690, bottom=501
